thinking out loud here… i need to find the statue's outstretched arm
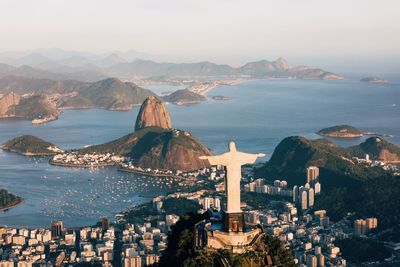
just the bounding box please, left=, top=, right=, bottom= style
left=199, top=153, right=228, bottom=166
left=237, top=152, right=266, bottom=165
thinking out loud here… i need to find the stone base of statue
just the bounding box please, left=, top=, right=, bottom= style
left=222, top=211, right=245, bottom=233
left=206, top=227, right=264, bottom=254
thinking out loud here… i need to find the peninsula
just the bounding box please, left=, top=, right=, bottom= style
left=0, top=92, right=60, bottom=124
left=50, top=96, right=212, bottom=172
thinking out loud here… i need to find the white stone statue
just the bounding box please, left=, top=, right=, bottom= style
left=200, top=141, right=265, bottom=213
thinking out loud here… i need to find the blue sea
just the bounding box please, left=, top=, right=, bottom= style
left=0, top=79, right=399, bottom=227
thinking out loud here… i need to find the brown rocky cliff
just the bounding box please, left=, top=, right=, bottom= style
left=135, top=96, right=172, bottom=131
left=0, top=92, right=21, bottom=117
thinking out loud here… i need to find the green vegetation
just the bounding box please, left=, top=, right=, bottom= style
left=163, top=198, right=202, bottom=217
left=312, top=187, right=353, bottom=221
left=255, top=136, right=400, bottom=230
left=255, top=136, right=388, bottom=186
left=124, top=202, right=157, bottom=224
left=157, top=212, right=295, bottom=267
left=80, top=126, right=211, bottom=171
left=242, top=192, right=289, bottom=211
left=335, top=238, right=391, bottom=264
left=2, top=135, right=60, bottom=156
left=124, top=198, right=201, bottom=225
left=157, top=212, right=212, bottom=267
left=317, top=125, right=363, bottom=137
left=349, top=136, right=400, bottom=161
left=0, top=189, right=23, bottom=210
left=377, top=225, right=400, bottom=242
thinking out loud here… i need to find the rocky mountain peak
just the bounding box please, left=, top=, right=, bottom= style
left=0, top=92, right=21, bottom=116
left=134, top=96, right=172, bottom=131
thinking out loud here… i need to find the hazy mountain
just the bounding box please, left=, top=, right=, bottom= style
left=98, top=53, right=127, bottom=67
left=0, top=64, right=107, bottom=82
left=0, top=76, right=90, bottom=94
left=0, top=50, right=343, bottom=81
left=239, top=58, right=291, bottom=75
left=109, top=59, right=236, bottom=77
left=0, top=63, right=16, bottom=74
left=108, top=58, right=342, bottom=80
left=162, top=89, right=206, bottom=105
left=60, top=78, right=156, bottom=110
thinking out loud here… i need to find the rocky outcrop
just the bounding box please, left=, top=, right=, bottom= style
left=0, top=92, right=60, bottom=124
left=10, top=95, right=61, bottom=123
left=0, top=92, right=21, bottom=117
left=135, top=96, right=172, bottom=131
left=80, top=96, right=211, bottom=171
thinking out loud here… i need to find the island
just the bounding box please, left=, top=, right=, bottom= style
left=0, top=189, right=23, bottom=212
left=360, top=77, right=387, bottom=84
left=162, top=89, right=206, bottom=105
left=317, top=125, right=364, bottom=138
left=2, top=135, right=63, bottom=156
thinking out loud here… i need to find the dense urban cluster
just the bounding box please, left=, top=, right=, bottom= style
left=50, top=152, right=124, bottom=167
left=352, top=154, right=400, bottom=174
left=1, top=164, right=397, bottom=266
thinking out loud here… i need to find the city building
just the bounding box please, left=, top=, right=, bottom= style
left=307, top=166, right=319, bottom=183
left=51, top=221, right=63, bottom=238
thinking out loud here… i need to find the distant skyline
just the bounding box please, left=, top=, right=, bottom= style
left=0, top=0, right=399, bottom=73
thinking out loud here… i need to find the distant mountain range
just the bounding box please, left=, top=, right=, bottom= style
left=0, top=49, right=344, bottom=81
left=0, top=77, right=156, bottom=123
left=59, top=78, right=155, bottom=110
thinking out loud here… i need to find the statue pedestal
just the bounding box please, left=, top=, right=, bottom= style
left=207, top=227, right=263, bottom=254
left=223, top=211, right=245, bottom=233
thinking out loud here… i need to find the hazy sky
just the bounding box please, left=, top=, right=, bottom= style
left=0, top=0, right=399, bottom=72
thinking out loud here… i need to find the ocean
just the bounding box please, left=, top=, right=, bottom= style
left=0, top=79, right=399, bottom=227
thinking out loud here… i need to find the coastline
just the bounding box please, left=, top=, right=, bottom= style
left=2, top=149, right=57, bottom=157
left=48, top=159, right=116, bottom=168
left=318, top=133, right=364, bottom=139
left=0, top=198, right=25, bottom=212
left=188, top=77, right=299, bottom=96
left=118, top=167, right=179, bottom=178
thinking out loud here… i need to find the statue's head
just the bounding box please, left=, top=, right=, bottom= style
left=228, top=141, right=237, bottom=151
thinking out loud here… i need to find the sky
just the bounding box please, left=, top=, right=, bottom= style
left=0, top=0, right=399, bottom=73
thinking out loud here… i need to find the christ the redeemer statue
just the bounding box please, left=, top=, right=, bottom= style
left=200, top=141, right=265, bottom=232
